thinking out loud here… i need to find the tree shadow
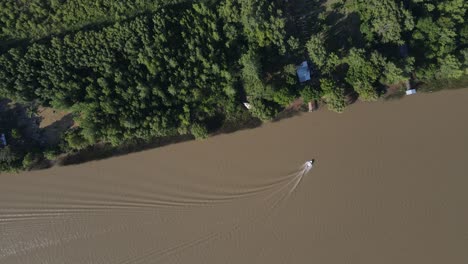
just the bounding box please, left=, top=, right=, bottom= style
left=272, top=107, right=306, bottom=122
left=212, top=117, right=263, bottom=135
left=4, top=102, right=44, bottom=144
left=41, top=114, right=75, bottom=146
left=325, top=12, right=365, bottom=53
left=58, top=114, right=263, bottom=167
left=285, top=0, right=327, bottom=43
left=0, top=3, right=180, bottom=51
left=271, top=97, right=309, bottom=122
left=0, top=98, right=12, bottom=112
left=57, top=134, right=193, bottom=166
left=345, top=91, right=359, bottom=105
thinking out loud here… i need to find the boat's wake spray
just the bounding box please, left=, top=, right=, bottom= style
left=279, top=160, right=315, bottom=198
left=304, top=160, right=314, bottom=174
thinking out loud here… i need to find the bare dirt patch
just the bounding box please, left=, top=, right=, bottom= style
left=38, top=107, right=75, bottom=145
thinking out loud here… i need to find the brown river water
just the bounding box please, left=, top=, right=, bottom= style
left=1, top=89, right=468, bottom=264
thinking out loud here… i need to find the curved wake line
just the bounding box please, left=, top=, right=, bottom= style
left=115, top=162, right=314, bottom=264
left=0, top=162, right=314, bottom=262
left=1, top=165, right=310, bottom=219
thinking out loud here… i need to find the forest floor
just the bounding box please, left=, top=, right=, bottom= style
left=37, top=107, right=75, bottom=146
left=0, top=100, right=74, bottom=147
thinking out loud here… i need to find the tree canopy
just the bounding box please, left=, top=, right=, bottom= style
left=0, top=0, right=466, bottom=171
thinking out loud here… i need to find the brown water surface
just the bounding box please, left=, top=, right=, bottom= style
left=1, top=90, right=468, bottom=263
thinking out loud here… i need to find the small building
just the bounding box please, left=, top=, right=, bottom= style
left=243, top=102, right=252, bottom=110
left=297, top=61, right=311, bottom=83
left=0, top=133, right=7, bottom=147
left=406, top=89, right=417, bottom=95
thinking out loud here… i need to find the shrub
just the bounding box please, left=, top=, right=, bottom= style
left=272, top=87, right=296, bottom=106
left=22, top=152, right=36, bottom=169
left=320, top=79, right=346, bottom=113
left=249, top=98, right=279, bottom=121
left=300, top=85, right=322, bottom=103
left=190, top=123, right=209, bottom=140
left=44, top=149, right=59, bottom=160
left=65, top=129, right=91, bottom=150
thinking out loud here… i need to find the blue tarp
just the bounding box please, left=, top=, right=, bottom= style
left=297, top=61, right=311, bottom=83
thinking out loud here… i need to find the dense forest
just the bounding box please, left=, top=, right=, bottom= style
left=0, top=0, right=466, bottom=171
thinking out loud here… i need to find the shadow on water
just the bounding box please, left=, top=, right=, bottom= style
left=272, top=105, right=307, bottom=122
left=58, top=114, right=263, bottom=167
left=34, top=95, right=358, bottom=169
left=346, top=92, right=359, bottom=105
left=58, top=134, right=193, bottom=166
left=211, top=117, right=263, bottom=136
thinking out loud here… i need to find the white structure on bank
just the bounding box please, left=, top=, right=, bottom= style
left=406, top=89, right=417, bottom=95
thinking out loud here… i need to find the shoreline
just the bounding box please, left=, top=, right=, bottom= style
left=2, top=82, right=467, bottom=173
left=21, top=86, right=465, bottom=171
left=51, top=85, right=467, bottom=168
left=1, top=88, right=467, bottom=263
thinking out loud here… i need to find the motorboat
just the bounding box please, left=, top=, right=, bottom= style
left=305, top=160, right=314, bottom=168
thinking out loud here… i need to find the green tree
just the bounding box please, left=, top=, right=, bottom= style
left=413, top=17, right=457, bottom=59
left=306, top=34, right=328, bottom=69
left=249, top=98, right=278, bottom=121
left=381, top=62, right=407, bottom=85
left=353, top=0, right=414, bottom=44
left=370, top=52, right=407, bottom=85
left=44, top=148, right=59, bottom=160
left=0, top=146, right=18, bottom=165
left=22, top=153, right=36, bottom=170
left=345, top=49, right=379, bottom=101
left=65, top=129, right=91, bottom=150
left=190, top=123, right=209, bottom=139
left=436, top=55, right=464, bottom=79
left=273, top=87, right=296, bottom=106
left=320, top=79, right=346, bottom=113
left=300, top=85, right=322, bottom=103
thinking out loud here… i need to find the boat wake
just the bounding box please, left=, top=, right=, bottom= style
left=0, top=161, right=315, bottom=263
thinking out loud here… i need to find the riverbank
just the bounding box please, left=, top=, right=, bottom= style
left=1, top=88, right=467, bottom=263
left=53, top=83, right=467, bottom=167
left=1, top=0, right=466, bottom=173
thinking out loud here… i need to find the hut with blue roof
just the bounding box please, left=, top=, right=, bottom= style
left=297, top=61, right=311, bottom=83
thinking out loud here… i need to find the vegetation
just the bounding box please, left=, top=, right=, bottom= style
left=0, top=104, right=44, bottom=172
left=0, top=0, right=188, bottom=42
left=0, top=0, right=466, bottom=172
